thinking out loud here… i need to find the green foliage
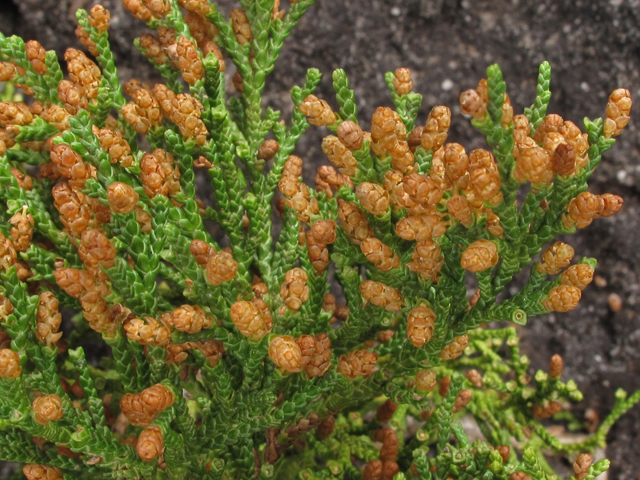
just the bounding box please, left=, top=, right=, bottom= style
left=0, top=1, right=637, bottom=479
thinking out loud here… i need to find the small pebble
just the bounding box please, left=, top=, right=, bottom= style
left=608, top=293, right=623, bottom=312
left=594, top=275, right=607, bottom=288
left=441, top=78, right=454, bottom=91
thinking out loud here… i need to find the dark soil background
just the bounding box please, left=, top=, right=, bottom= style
left=1, top=0, right=639, bottom=478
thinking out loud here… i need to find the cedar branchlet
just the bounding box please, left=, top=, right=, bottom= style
left=0, top=2, right=637, bottom=479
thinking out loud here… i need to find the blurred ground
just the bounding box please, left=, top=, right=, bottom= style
left=1, top=0, right=639, bottom=478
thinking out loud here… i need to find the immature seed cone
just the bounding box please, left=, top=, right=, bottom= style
left=120, top=384, right=174, bottom=427
left=460, top=79, right=488, bottom=118
left=137, top=426, right=164, bottom=461
left=269, top=336, right=303, bottom=373
left=338, top=349, right=378, bottom=378
left=139, top=34, right=166, bottom=65
left=57, top=80, right=88, bottom=115
left=23, top=465, right=63, bottom=480
left=415, top=369, right=437, bottom=392
left=543, top=285, right=581, bottom=312
left=395, top=213, right=446, bottom=242
left=533, top=400, right=562, bottom=419
left=258, top=139, right=279, bottom=161
left=373, top=460, right=395, bottom=480
left=53, top=268, right=94, bottom=298
left=0, top=102, right=33, bottom=128
left=154, top=85, right=207, bottom=143
left=9, top=206, right=34, bottom=252
left=0, top=349, right=21, bottom=378
left=64, top=48, right=101, bottom=99
left=121, top=103, right=152, bottom=135
left=165, top=305, right=212, bottom=333
left=306, top=232, right=330, bottom=274
left=440, top=335, right=469, bottom=360
left=509, top=473, right=532, bottom=480
left=461, top=240, right=498, bottom=272
left=0, top=232, right=17, bottom=272
left=123, top=0, right=153, bottom=19
left=140, top=149, right=181, bottom=197
left=26, top=40, right=47, bottom=75
left=33, top=394, right=63, bottom=425
left=337, top=120, right=364, bottom=151
left=95, top=127, right=135, bottom=167
left=356, top=182, right=389, bottom=215
left=549, top=354, right=563, bottom=379
left=40, top=105, right=70, bottom=130
left=408, top=240, right=444, bottom=282
left=447, top=195, right=473, bottom=227
left=360, top=238, right=399, bottom=271
left=106, top=182, right=139, bottom=215
left=317, top=416, right=335, bottom=439
left=301, top=333, right=332, bottom=377
left=363, top=459, right=383, bottom=480
left=558, top=121, right=589, bottom=167
left=229, top=299, right=273, bottom=341
left=299, top=95, right=336, bottom=126
left=50, top=143, right=92, bottom=187
left=561, top=264, right=594, bottom=290
left=36, top=292, right=63, bottom=347
left=337, top=199, right=374, bottom=245
left=282, top=154, right=303, bottom=177
left=603, top=88, right=632, bottom=138
left=10, top=166, right=33, bottom=190
left=421, top=105, right=451, bottom=152
left=360, top=281, right=403, bottom=311
left=495, top=445, right=510, bottom=464
left=205, top=251, right=238, bottom=285
left=374, top=427, right=399, bottom=462
left=533, top=114, right=563, bottom=143
left=79, top=229, right=116, bottom=277
left=231, top=71, right=244, bottom=92
left=552, top=142, right=577, bottom=177
left=407, top=126, right=424, bottom=153
left=322, top=135, right=358, bottom=176
left=184, top=11, right=218, bottom=45
left=279, top=268, right=310, bottom=310
left=393, top=68, right=413, bottom=96
left=537, top=241, right=575, bottom=275
left=400, top=173, right=443, bottom=207
left=0, top=63, right=16, bottom=82
left=308, top=219, right=337, bottom=245
left=442, top=143, right=469, bottom=185
left=52, top=183, right=92, bottom=233
left=563, top=192, right=604, bottom=229
left=406, top=305, right=436, bottom=347
left=142, top=0, right=171, bottom=16
left=179, top=0, right=211, bottom=15
left=465, top=369, right=483, bottom=388
left=370, top=107, right=413, bottom=172
left=468, top=149, right=502, bottom=204
left=230, top=9, right=252, bottom=45
left=175, top=36, right=203, bottom=85
left=573, top=453, right=593, bottom=480
left=512, top=114, right=531, bottom=142
left=376, top=399, right=398, bottom=423
left=452, top=389, right=472, bottom=413
left=124, top=316, right=170, bottom=345
left=75, top=25, right=98, bottom=56
left=89, top=5, right=111, bottom=31
left=439, top=376, right=451, bottom=397
left=513, top=144, right=554, bottom=187
left=599, top=193, right=623, bottom=217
